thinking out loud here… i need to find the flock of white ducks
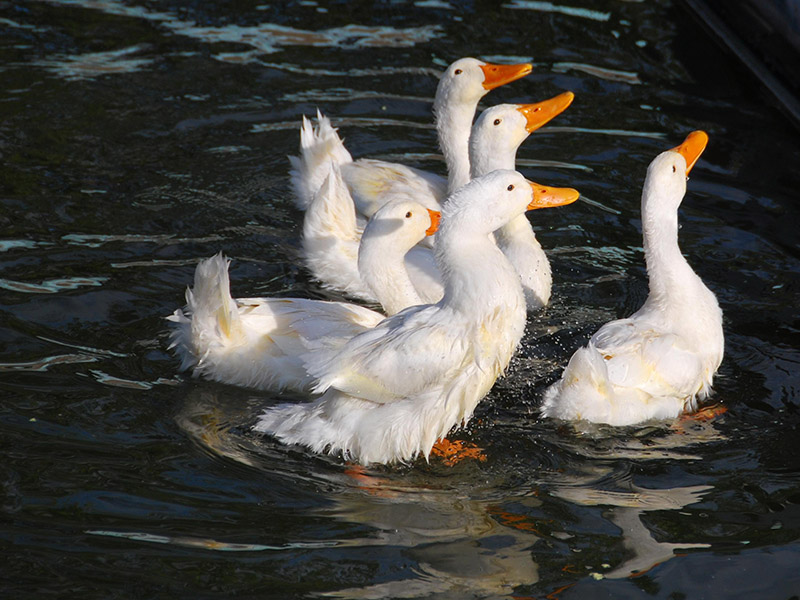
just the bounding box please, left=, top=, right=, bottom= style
left=169, top=58, right=724, bottom=465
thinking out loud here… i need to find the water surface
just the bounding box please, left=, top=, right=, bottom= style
left=2, top=0, right=800, bottom=597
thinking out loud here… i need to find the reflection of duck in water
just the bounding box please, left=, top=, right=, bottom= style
left=552, top=478, right=711, bottom=579
left=174, top=389, right=717, bottom=592
left=176, top=387, right=540, bottom=598
left=318, top=488, right=540, bottom=599
left=531, top=416, right=723, bottom=582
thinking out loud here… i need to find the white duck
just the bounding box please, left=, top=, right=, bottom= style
left=167, top=199, right=440, bottom=393
left=289, top=57, right=533, bottom=216
left=302, top=93, right=575, bottom=310
left=541, top=131, right=723, bottom=426
left=358, top=199, right=440, bottom=316
left=254, top=170, right=579, bottom=465
left=301, top=161, right=445, bottom=305
left=466, top=92, right=574, bottom=308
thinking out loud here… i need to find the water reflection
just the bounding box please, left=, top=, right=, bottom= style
left=176, top=387, right=723, bottom=593
left=178, top=388, right=540, bottom=598
left=86, top=528, right=336, bottom=552
left=552, top=61, right=642, bottom=85
left=319, top=490, right=540, bottom=598
left=502, top=1, right=612, bottom=22
left=38, top=0, right=442, bottom=73
left=552, top=477, right=711, bottom=579
left=34, top=45, right=153, bottom=80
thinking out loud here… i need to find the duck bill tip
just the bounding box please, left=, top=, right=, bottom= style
left=425, top=209, right=441, bottom=236
left=671, top=130, right=709, bottom=175
left=480, top=62, right=533, bottom=90
left=517, top=91, right=575, bottom=132
left=527, top=182, right=580, bottom=209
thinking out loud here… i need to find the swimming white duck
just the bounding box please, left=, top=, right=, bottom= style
left=468, top=92, right=574, bottom=309
left=301, top=161, right=445, bottom=305
left=358, top=199, right=440, bottom=315
left=167, top=200, right=440, bottom=393
left=289, top=57, right=533, bottom=216
left=254, top=170, right=579, bottom=465
left=302, top=93, right=575, bottom=311
left=540, top=131, right=723, bottom=426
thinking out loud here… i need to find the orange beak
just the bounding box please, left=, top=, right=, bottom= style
left=527, top=182, right=580, bottom=210
left=426, top=209, right=441, bottom=236
left=517, top=91, right=575, bottom=132
left=480, top=62, right=533, bottom=91
left=671, top=130, right=709, bottom=175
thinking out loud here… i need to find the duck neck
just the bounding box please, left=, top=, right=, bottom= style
left=494, top=214, right=550, bottom=308
left=436, top=223, right=524, bottom=316
left=641, top=202, right=702, bottom=314
left=469, top=141, right=516, bottom=178
left=434, top=97, right=476, bottom=195
left=358, top=240, right=421, bottom=316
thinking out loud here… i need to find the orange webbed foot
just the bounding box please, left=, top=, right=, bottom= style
left=684, top=403, right=728, bottom=422
left=671, top=403, right=727, bottom=434
left=430, top=438, right=487, bottom=466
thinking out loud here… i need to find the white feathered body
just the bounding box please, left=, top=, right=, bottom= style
left=541, top=145, right=724, bottom=425
left=255, top=171, right=532, bottom=464
left=255, top=295, right=524, bottom=464
left=341, top=159, right=446, bottom=218
left=302, top=159, right=444, bottom=305
left=168, top=254, right=383, bottom=393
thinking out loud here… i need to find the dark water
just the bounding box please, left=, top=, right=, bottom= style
left=2, top=0, right=800, bottom=597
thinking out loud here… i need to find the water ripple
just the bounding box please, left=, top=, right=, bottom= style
left=553, top=61, right=642, bottom=84
left=37, top=336, right=128, bottom=358
left=252, top=116, right=433, bottom=134
left=547, top=125, right=667, bottom=139
left=39, top=0, right=442, bottom=61
left=179, top=22, right=443, bottom=53
left=0, top=353, right=98, bottom=372
left=502, top=1, right=612, bottom=22
left=33, top=45, right=153, bottom=81
left=88, top=370, right=181, bottom=390
left=85, top=529, right=338, bottom=551
left=414, top=0, right=454, bottom=8
left=0, top=276, right=107, bottom=294
left=515, top=158, right=595, bottom=173
left=62, top=233, right=223, bottom=248
left=0, top=240, right=52, bottom=252
left=281, top=88, right=431, bottom=105
left=0, top=16, right=44, bottom=31
left=255, top=61, right=441, bottom=78
left=570, top=194, right=622, bottom=214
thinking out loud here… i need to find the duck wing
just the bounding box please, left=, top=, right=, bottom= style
left=341, top=159, right=446, bottom=218
left=306, top=305, right=470, bottom=403
left=592, top=318, right=705, bottom=398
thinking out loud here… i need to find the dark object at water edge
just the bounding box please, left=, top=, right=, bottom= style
left=681, top=0, right=800, bottom=132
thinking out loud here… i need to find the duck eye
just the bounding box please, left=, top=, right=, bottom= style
left=493, top=119, right=501, bottom=126
left=672, top=165, right=676, bottom=173
left=405, top=211, right=412, bottom=218
left=454, top=69, right=462, bottom=75
left=507, top=184, right=514, bottom=191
